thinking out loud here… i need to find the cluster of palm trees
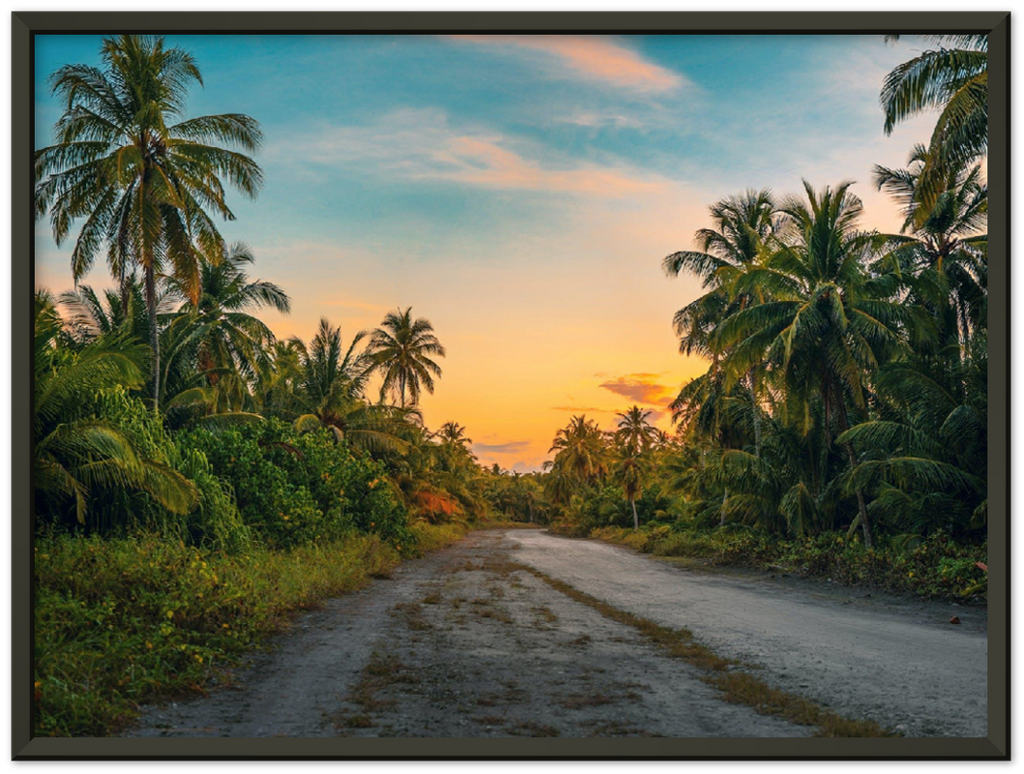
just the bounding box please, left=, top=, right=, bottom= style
left=34, top=33, right=990, bottom=547
left=33, top=34, right=532, bottom=534
left=544, top=408, right=670, bottom=531
left=652, top=35, right=987, bottom=546
left=540, top=35, right=988, bottom=546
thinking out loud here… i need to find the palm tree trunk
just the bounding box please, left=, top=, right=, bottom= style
left=836, top=399, right=873, bottom=549
left=748, top=368, right=762, bottom=457
left=145, top=265, right=160, bottom=413
left=720, top=488, right=729, bottom=527
left=631, top=497, right=639, bottom=530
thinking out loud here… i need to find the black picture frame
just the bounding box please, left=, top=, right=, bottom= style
left=11, top=10, right=1010, bottom=760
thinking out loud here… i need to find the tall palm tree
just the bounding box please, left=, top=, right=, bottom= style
left=297, top=317, right=373, bottom=408
left=286, top=318, right=411, bottom=455
left=35, top=34, right=263, bottom=410
left=614, top=406, right=659, bottom=455
left=873, top=145, right=987, bottom=348
left=368, top=307, right=446, bottom=408
left=548, top=415, right=608, bottom=489
left=713, top=182, right=930, bottom=547
left=664, top=190, right=775, bottom=454
left=611, top=406, right=656, bottom=530
left=435, top=421, right=472, bottom=449
left=663, top=189, right=776, bottom=357
left=167, top=242, right=290, bottom=385
left=881, top=34, right=987, bottom=211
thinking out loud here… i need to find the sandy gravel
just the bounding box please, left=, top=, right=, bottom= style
left=127, top=529, right=986, bottom=738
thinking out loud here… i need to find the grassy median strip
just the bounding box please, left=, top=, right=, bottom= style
left=509, top=561, right=893, bottom=738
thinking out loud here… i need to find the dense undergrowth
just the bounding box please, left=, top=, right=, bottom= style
left=582, top=525, right=987, bottom=602
left=33, top=521, right=479, bottom=737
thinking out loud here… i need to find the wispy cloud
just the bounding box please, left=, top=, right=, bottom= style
left=551, top=405, right=614, bottom=414
left=446, top=35, right=686, bottom=93
left=598, top=373, right=675, bottom=406
left=555, top=110, right=645, bottom=130
left=473, top=440, right=532, bottom=455
left=270, top=108, right=667, bottom=198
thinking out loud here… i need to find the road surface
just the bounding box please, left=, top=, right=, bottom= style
left=127, top=530, right=987, bottom=738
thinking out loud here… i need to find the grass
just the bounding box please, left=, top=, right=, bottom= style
left=510, top=561, right=894, bottom=738
left=532, top=605, right=559, bottom=625
left=34, top=521, right=471, bottom=737
left=588, top=526, right=987, bottom=602
left=340, top=650, right=420, bottom=724
left=510, top=721, right=560, bottom=737
left=392, top=601, right=432, bottom=631
left=559, top=691, right=614, bottom=710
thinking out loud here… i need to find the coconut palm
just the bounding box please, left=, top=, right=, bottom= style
left=435, top=421, right=473, bottom=449
left=881, top=34, right=987, bottom=211
left=548, top=415, right=608, bottom=489
left=297, top=317, right=373, bottom=408
left=34, top=294, right=196, bottom=525
left=873, top=145, right=987, bottom=347
left=286, top=318, right=412, bottom=455
left=712, top=182, right=931, bottom=547
left=664, top=190, right=776, bottom=454
left=368, top=307, right=446, bottom=408
left=58, top=276, right=154, bottom=347
left=613, top=453, right=645, bottom=531
left=839, top=333, right=987, bottom=536
left=165, top=242, right=290, bottom=394
left=663, top=189, right=776, bottom=357
left=35, top=34, right=263, bottom=410
left=613, top=405, right=659, bottom=456
left=612, top=406, right=659, bottom=528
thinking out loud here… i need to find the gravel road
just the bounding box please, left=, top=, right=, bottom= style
left=127, top=529, right=986, bottom=738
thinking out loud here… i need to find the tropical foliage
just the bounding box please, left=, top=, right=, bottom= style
left=35, top=34, right=264, bottom=410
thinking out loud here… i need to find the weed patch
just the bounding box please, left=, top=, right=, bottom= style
left=510, top=721, right=560, bottom=737
left=34, top=522, right=466, bottom=737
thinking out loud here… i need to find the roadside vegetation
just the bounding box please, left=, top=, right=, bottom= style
left=32, top=34, right=988, bottom=736
left=32, top=35, right=542, bottom=737
left=540, top=34, right=988, bottom=600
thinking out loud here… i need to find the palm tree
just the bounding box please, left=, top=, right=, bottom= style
left=881, top=34, right=987, bottom=211
left=367, top=307, right=446, bottom=408
left=165, top=242, right=290, bottom=392
left=664, top=190, right=776, bottom=454
left=34, top=294, right=196, bottom=526
left=713, top=182, right=930, bottom=547
left=58, top=276, right=153, bottom=346
left=873, top=145, right=987, bottom=348
left=286, top=318, right=411, bottom=455
left=613, top=405, right=659, bottom=455
left=429, top=422, right=476, bottom=480
left=612, top=451, right=645, bottom=531
left=35, top=34, right=263, bottom=410
left=663, top=189, right=776, bottom=357
left=612, top=407, right=658, bottom=529
left=840, top=332, right=987, bottom=537
left=548, top=415, right=608, bottom=490
left=297, top=317, right=373, bottom=409
left=435, top=421, right=472, bottom=449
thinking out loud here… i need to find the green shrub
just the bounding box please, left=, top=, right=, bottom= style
left=177, top=420, right=411, bottom=549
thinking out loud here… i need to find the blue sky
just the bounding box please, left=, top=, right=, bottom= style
left=34, top=34, right=935, bottom=470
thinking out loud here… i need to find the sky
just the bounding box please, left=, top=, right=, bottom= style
left=33, top=33, right=937, bottom=472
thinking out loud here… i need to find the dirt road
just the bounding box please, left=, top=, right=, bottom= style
left=128, top=530, right=987, bottom=738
